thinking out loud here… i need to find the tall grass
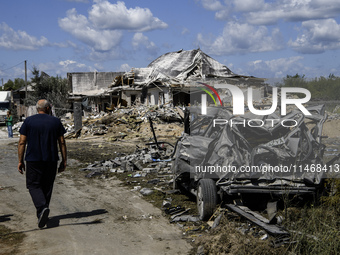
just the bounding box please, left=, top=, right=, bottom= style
left=277, top=73, right=340, bottom=101
left=283, top=188, right=340, bottom=254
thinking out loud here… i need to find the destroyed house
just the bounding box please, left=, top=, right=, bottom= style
left=110, top=49, right=267, bottom=107
left=68, top=71, right=124, bottom=112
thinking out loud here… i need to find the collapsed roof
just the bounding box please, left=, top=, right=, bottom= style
left=147, top=49, right=235, bottom=81
left=112, top=49, right=265, bottom=88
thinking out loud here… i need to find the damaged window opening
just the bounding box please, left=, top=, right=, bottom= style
left=131, top=95, right=136, bottom=105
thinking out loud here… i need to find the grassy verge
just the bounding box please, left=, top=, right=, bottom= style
left=282, top=180, right=340, bottom=255
left=283, top=204, right=340, bottom=254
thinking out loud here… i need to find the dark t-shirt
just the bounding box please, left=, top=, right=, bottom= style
left=19, top=114, right=66, bottom=162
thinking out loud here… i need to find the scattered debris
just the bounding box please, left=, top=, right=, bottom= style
left=79, top=143, right=174, bottom=180
left=162, top=198, right=172, bottom=208
left=140, top=188, right=154, bottom=196
left=170, top=215, right=200, bottom=223
left=170, top=208, right=191, bottom=221
left=211, top=213, right=223, bottom=229
left=164, top=206, right=187, bottom=215
left=225, top=204, right=289, bottom=236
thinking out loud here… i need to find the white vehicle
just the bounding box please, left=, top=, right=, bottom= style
left=0, top=91, right=11, bottom=124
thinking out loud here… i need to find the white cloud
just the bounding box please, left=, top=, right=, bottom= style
left=59, top=8, right=123, bottom=51
left=196, top=0, right=233, bottom=19
left=247, top=56, right=305, bottom=78
left=89, top=1, right=168, bottom=32
left=37, top=60, right=92, bottom=77
left=246, top=0, right=340, bottom=25
left=233, top=0, right=265, bottom=13
left=198, top=0, right=340, bottom=25
left=197, top=22, right=284, bottom=55
left=195, top=0, right=232, bottom=20
left=0, top=22, right=49, bottom=50
left=198, top=0, right=224, bottom=11
left=215, top=9, right=230, bottom=20
left=94, top=63, right=104, bottom=70
left=132, top=33, right=158, bottom=55
left=196, top=0, right=340, bottom=55
left=59, top=1, right=167, bottom=60
left=59, top=60, right=77, bottom=67
left=59, top=60, right=86, bottom=69
left=246, top=9, right=285, bottom=25
left=181, top=27, right=190, bottom=35
left=289, top=19, right=340, bottom=53
left=52, top=41, right=74, bottom=48
left=118, top=63, right=131, bottom=72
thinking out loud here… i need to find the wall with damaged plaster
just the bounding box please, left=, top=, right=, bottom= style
left=147, top=87, right=171, bottom=106
left=122, top=90, right=142, bottom=106
left=68, top=72, right=123, bottom=94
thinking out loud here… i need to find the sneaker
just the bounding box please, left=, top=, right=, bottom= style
left=38, top=208, right=50, bottom=228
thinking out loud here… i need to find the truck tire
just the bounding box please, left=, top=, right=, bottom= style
left=197, top=179, right=217, bottom=220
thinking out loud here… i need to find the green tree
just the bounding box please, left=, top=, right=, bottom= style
left=31, top=65, right=41, bottom=85
left=0, top=78, right=25, bottom=91
left=14, top=78, right=26, bottom=90
left=1, top=78, right=26, bottom=91
left=26, top=69, right=71, bottom=117
left=1, top=79, right=14, bottom=91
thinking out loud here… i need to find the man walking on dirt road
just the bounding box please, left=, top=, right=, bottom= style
left=17, top=99, right=67, bottom=228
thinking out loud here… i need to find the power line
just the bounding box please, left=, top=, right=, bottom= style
left=0, top=61, right=25, bottom=72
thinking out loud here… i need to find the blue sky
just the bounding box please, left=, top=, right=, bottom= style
left=1, top=0, right=340, bottom=85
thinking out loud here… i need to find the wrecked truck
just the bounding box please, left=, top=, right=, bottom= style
left=171, top=105, right=328, bottom=220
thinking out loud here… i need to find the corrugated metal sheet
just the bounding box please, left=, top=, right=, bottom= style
left=147, top=49, right=235, bottom=80
left=122, top=49, right=238, bottom=87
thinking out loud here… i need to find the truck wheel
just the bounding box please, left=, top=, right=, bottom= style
left=197, top=179, right=217, bottom=220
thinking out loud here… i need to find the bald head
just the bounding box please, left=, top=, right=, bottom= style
left=36, top=99, right=51, bottom=114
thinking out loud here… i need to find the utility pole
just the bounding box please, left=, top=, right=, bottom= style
left=25, top=60, right=27, bottom=105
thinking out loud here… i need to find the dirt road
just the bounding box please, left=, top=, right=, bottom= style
left=0, top=133, right=192, bottom=255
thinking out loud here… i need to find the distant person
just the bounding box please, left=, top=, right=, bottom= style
left=5, top=110, right=13, bottom=138
left=17, top=99, right=67, bottom=228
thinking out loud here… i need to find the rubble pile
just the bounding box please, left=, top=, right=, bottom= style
left=63, top=105, right=184, bottom=140
left=80, top=143, right=174, bottom=184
